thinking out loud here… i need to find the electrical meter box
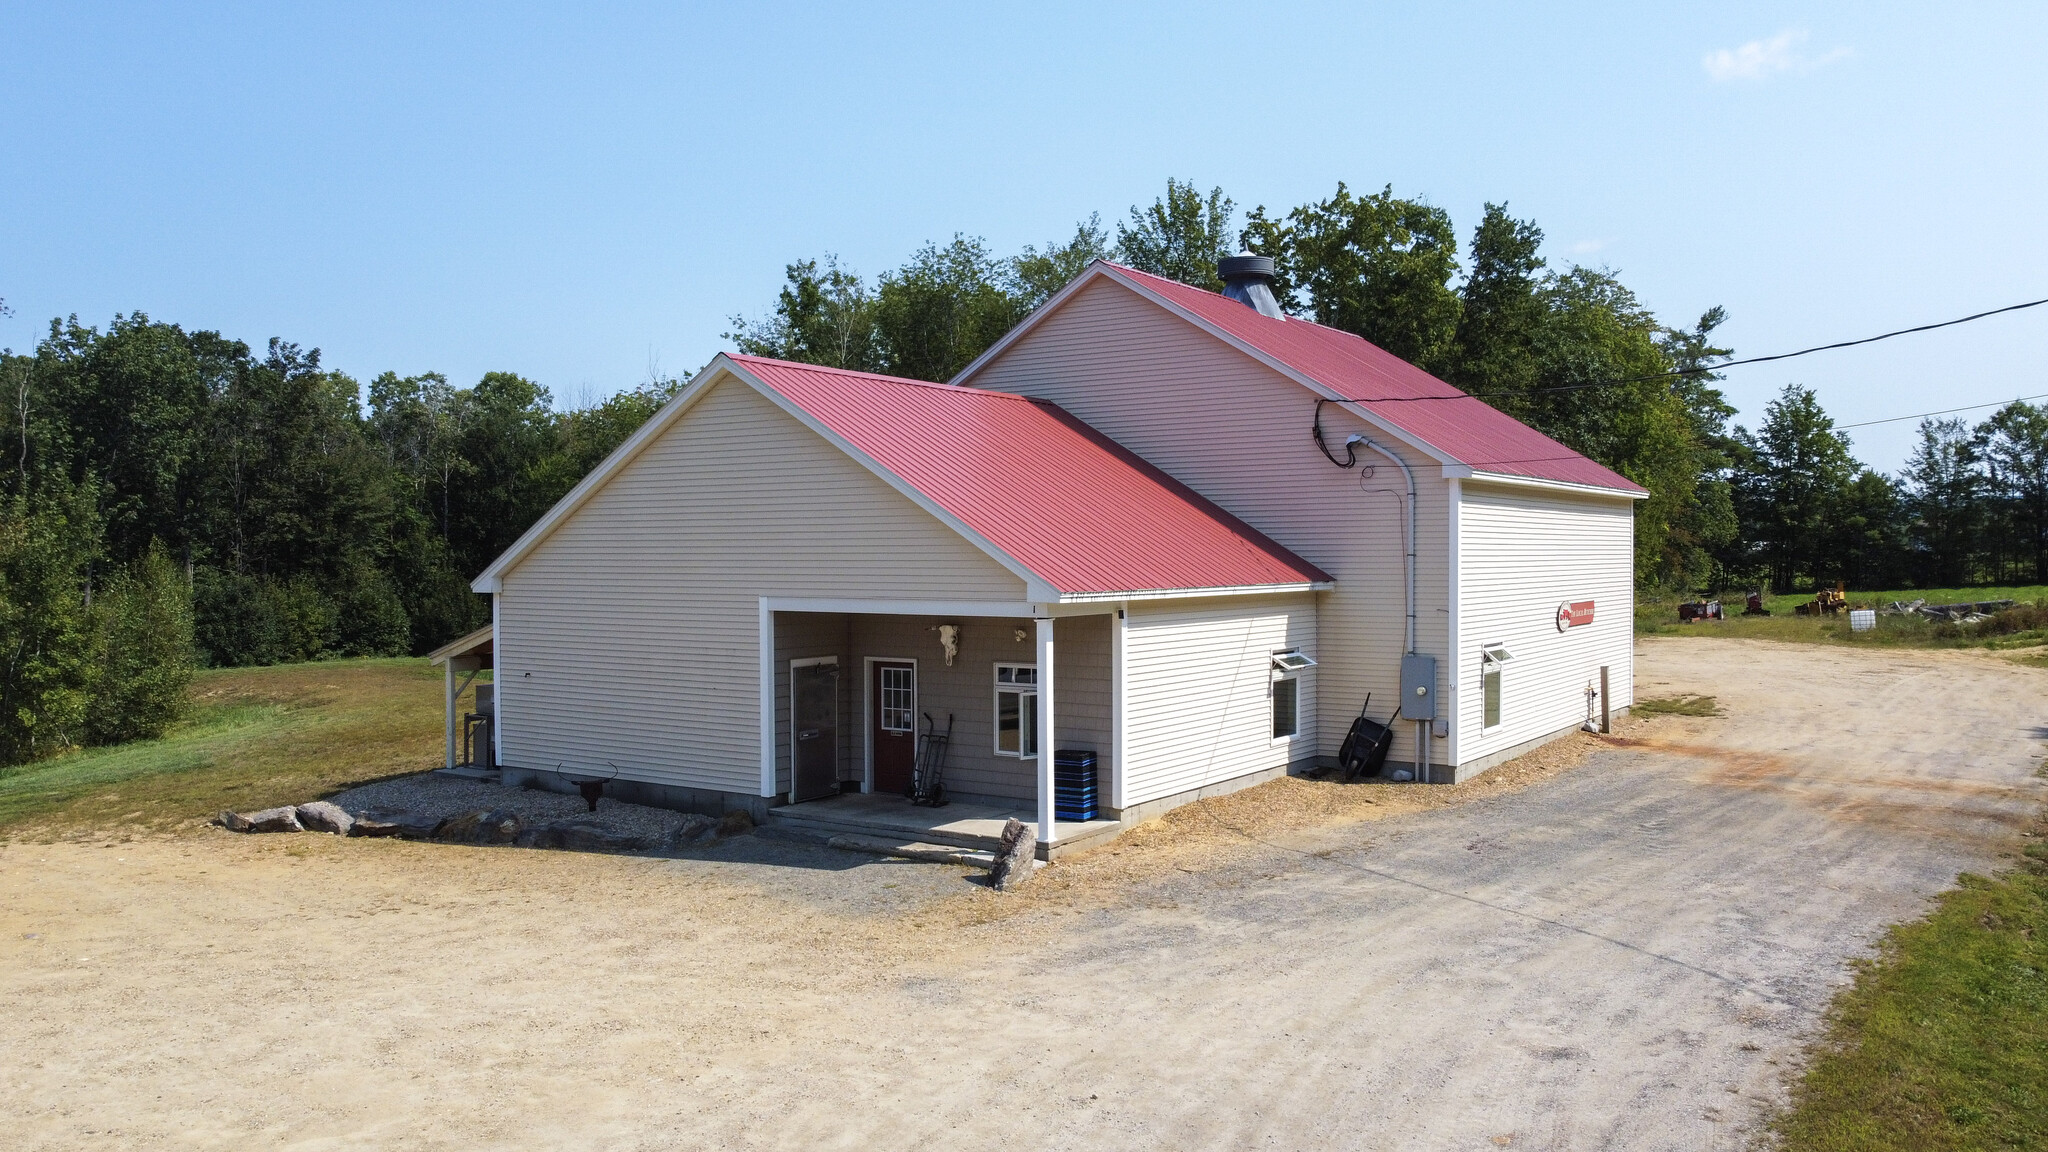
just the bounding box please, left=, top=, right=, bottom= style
left=1399, top=654, right=1438, bottom=720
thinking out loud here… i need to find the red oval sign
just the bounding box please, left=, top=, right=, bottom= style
left=1556, top=600, right=1595, bottom=631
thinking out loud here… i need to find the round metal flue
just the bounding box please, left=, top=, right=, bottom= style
left=1218, top=253, right=1284, bottom=318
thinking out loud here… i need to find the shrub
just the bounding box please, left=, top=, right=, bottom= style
left=83, top=543, right=195, bottom=745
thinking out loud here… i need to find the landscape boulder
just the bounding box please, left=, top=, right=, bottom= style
left=243, top=806, right=304, bottom=834
left=714, top=809, right=755, bottom=839
left=348, top=818, right=404, bottom=838
left=515, top=820, right=652, bottom=853
left=435, top=809, right=523, bottom=844
left=294, top=801, right=354, bottom=836
left=216, top=810, right=254, bottom=832
left=661, top=813, right=718, bottom=850
left=987, top=818, right=1036, bottom=891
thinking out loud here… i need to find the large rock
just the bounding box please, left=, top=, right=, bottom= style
left=987, top=818, right=1036, bottom=891
left=243, top=806, right=304, bottom=834
left=514, top=820, right=652, bottom=853
left=216, top=810, right=254, bottom=832
left=348, top=818, right=404, bottom=838
left=435, top=809, right=522, bottom=844
left=714, top=809, right=755, bottom=839
left=662, top=813, right=718, bottom=850
left=294, top=801, right=354, bottom=836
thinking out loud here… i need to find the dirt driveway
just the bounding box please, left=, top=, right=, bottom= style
left=3, top=637, right=2044, bottom=1151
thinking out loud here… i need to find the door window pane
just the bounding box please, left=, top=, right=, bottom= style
left=1483, top=659, right=1502, bottom=728
left=880, top=666, right=914, bottom=732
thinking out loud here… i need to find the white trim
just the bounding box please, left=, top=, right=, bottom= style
left=1057, top=581, right=1332, bottom=604
left=1035, top=617, right=1056, bottom=846
left=1446, top=476, right=1461, bottom=768
left=758, top=599, right=775, bottom=797
left=992, top=662, right=1040, bottom=760
left=787, top=655, right=840, bottom=805
left=1456, top=469, right=1650, bottom=502
left=862, top=656, right=918, bottom=794
left=1110, top=606, right=1127, bottom=811
left=490, top=594, right=503, bottom=768
left=443, top=661, right=457, bottom=770
left=762, top=597, right=1040, bottom=618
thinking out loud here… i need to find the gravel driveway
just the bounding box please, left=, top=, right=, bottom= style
left=3, top=637, right=2043, bottom=1151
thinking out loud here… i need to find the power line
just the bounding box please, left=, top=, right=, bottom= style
left=1837, top=392, right=2048, bottom=430
left=1336, top=295, right=2048, bottom=405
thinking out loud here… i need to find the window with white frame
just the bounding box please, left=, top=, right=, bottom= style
left=994, top=663, right=1038, bottom=758
left=1480, top=644, right=1513, bottom=729
left=1271, top=649, right=1315, bottom=740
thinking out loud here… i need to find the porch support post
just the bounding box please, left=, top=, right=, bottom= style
left=443, top=660, right=457, bottom=769
left=1036, top=615, right=1056, bottom=847
left=759, top=598, right=777, bottom=797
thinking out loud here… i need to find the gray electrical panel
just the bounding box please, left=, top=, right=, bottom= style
left=1400, top=654, right=1438, bottom=720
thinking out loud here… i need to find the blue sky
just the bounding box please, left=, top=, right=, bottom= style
left=2, top=2, right=2042, bottom=471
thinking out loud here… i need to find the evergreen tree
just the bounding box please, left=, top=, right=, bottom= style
left=1733, top=385, right=1859, bottom=592
left=1901, top=417, right=1982, bottom=587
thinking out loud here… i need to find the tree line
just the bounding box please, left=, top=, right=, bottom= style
left=0, top=318, right=678, bottom=763
left=1728, top=384, right=2048, bottom=594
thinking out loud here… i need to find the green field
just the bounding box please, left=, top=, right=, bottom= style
left=0, top=658, right=467, bottom=835
left=1637, top=586, right=2048, bottom=650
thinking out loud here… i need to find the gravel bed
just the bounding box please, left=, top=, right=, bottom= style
left=328, top=773, right=707, bottom=844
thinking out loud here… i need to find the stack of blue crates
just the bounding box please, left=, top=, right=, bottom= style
left=1054, top=749, right=1099, bottom=822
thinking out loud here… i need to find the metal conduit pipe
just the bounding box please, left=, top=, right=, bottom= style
left=1345, top=432, right=1428, bottom=779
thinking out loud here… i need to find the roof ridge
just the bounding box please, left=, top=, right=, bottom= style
left=726, top=352, right=1040, bottom=402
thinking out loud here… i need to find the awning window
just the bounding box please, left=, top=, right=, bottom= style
left=1271, top=650, right=1317, bottom=672
left=1481, top=644, right=1515, bottom=664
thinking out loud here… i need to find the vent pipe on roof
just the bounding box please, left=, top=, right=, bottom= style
left=1218, top=253, right=1285, bottom=319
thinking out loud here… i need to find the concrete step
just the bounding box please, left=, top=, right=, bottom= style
left=763, top=810, right=1002, bottom=852
left=823, top=835, right=997, bottom=868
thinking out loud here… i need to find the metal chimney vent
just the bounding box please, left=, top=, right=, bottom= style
left=1218, top=253, right=1284, bottom=318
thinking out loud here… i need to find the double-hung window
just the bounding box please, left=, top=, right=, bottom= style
left=1271, top=649, right=1316, bottom=740
left=994, top=663, right=1038, bottom=758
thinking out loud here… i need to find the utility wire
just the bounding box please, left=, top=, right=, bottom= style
left=1836, top=392, right=2048, bottom=430
left=1335, top=295, right=2048, bottom=405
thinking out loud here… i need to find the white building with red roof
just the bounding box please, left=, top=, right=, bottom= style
left=463, top=258, right=1641, bottom=858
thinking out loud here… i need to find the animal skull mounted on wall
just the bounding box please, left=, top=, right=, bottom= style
left=936, top=623, right=960, bottom=666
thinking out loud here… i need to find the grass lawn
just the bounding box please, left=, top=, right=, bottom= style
left=0, top=658, right=467, bottom=836
left=1637, top=585, right=2048, bottom=650
left=1775, top=816, right=2048, bottom=1151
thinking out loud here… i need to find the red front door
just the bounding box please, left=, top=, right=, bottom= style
left=871, top=662, right=916, bottom=794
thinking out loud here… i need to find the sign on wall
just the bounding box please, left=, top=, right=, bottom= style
left=1555, top=600, right=1596, bottom=631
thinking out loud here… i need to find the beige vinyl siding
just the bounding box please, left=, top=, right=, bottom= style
left=1122, top=594, right=1316, bottom=808
left=966, top=277, right=1447, bottom=767
left=498, top=376, right=1028, bottom=795
left=1454, top=481, right=1635, bottom=761
left=835, top=613, right=1111, bottom=804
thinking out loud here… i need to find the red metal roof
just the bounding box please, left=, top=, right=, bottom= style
left=1098, top=264, right=1646, bottom=493
left=728, top=354, right=1332, bottom=596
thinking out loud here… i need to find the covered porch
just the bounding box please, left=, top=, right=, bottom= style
left=760, top=597, right=1123, bottom=858
left=427, top=624, right=496, bottom=776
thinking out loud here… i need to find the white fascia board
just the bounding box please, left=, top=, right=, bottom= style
left=762, top=597, right=1040, bottom=618
left=471, top=357, right=733, bottom=592
left=949, top=260, right=1118, bottom=387
left=1056, top=580, right=1331, bottom=604
left=1458, top=469, right=1651, bottom=502
left=719, top=359, right=1063, bottom=602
